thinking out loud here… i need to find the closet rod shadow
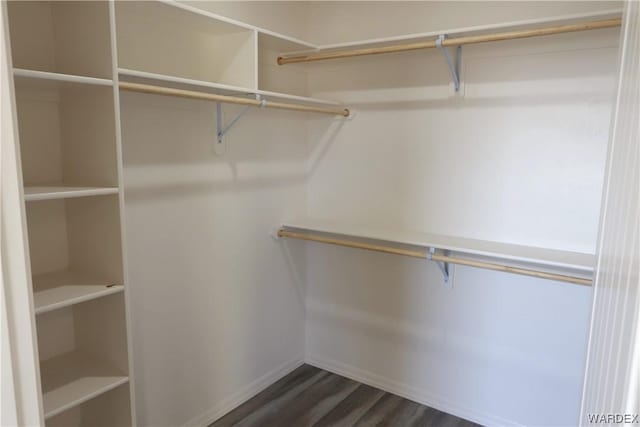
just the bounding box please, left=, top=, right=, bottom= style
left=277, top=229, right=593, bottom=286
left=277, top=17, right=621, bottom=65
left=118, top=82, right=350, bottom=117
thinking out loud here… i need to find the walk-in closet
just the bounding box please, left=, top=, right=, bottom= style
left=2, top=1, right=638, bottom=427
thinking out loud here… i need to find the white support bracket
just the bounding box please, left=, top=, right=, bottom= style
left=435, top=35, right=461, bottom=92
left=216, top=94, right=266, bottom=145
left=428, top=247, right=452, bottom=287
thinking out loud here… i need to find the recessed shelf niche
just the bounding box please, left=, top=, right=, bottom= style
left=6, top=1, right=113, bottom=79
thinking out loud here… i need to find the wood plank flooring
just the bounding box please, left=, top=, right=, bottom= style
left=210, top=365, right=481, bottom=427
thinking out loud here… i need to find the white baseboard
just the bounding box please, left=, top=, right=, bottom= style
left=306, top=354, right=525, bottom=427
left=182, top=356, right=305, bottom=427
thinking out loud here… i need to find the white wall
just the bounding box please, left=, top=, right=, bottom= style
left=299, top=3, right=620, bottom=426
left=120, top=93, right=319, bottom=425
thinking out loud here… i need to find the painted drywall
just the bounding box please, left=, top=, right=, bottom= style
left=120, top=94, right=318, bottom=425
left=299, top=3, right=620, bottom=426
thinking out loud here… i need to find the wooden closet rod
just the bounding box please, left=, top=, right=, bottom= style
left=277, top=18, right=621, bottom=65
left=119, top=82, right=350, bottom=117
left=277, top=229, right=593, bottom=286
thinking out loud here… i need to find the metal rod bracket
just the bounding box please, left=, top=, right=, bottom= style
left=436, top=35, right=461, bottom=92
left=217, top=95, right=263, bottom=144
left=428, top=247, right=450, bottom=284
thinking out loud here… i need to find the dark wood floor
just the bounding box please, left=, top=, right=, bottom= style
left=210, top=364, right=481, bottom=427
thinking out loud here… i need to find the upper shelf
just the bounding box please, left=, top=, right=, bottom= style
left=277, top=9, right=622, bottom=65
left=157, top=0, right=316, bottom=49
left=118, top=68, right=343, bottom=108
left=280, top=219, right=595, bottom=274
left=13, top=69, right=113, bottom=87
left=24, top=187, right=119, bottom=202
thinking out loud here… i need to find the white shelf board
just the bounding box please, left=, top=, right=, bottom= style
left=43, top=376, right=129, bottom=419
left=40, top=351, right=128, bottom=419
left=24, top=186, right=119, bottom=202
left=287, top=9, right=622, bottom=54
left=157, top=0, right=317, bottom=49
left=13, top=68, right=113, bottom=87
left=281, top=219, right=595, bottom=273
left=34, top=285, right=123, bottom=315
left=119, top=68, right=343, bottom=107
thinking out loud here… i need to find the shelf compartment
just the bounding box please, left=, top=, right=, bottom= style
left=116, top=1, right=256, bottom=90
left=24, top=186, right=119, bottom=202
left=40, top=351, right=128, bottom=419
left=258, top=33, right=314, bottom=100
left=33, top=270, right=123, bottom=315
left=14, top=76, right=119, bottom=189
left=279, top=219, right=594, bottom=284
left=36, top=292, right=130, bottom=420
left=45, top=382, right=131, bottom=427
left=119, top=68, right=342, bottom=108
left=26, top=196, right=123, bottom=281
left=6, top=1, right=113, bottom=79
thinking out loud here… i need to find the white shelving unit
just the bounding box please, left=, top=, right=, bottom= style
left=6, top=0, right=133, bottom=424
left=115, top=0, right=342, bottom=107
left=281, top=219, right=595, bottom=279
left=40, top=350, right=128, bottom=419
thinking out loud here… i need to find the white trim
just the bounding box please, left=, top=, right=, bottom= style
left=108, top=0, right=138, bottom=424
left=181, top=356, right=304, bottom=427
left=1, top=2, right=44, bottom=424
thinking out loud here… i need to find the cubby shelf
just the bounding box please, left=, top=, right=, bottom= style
left=41, top=351, right=128, bottom=419
left=33, top=269, right=124, bottom=315
left=24, top=186, right=119, bottom=202
left=280, top=219, right=595, bottom=275
left=43, top=377, right=129, bottom=420
left=13, top=68, right=113, bottom=87
left=118, top=68, right=342, bottom=107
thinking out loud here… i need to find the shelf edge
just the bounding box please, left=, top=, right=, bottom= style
left=13, top=69, right=114, bottom=86
left=24, top=187, right=119, bottom=202
left=118, top=68, right=343, bottom=106
left=43, top=377, right=129, bottom=419
left=34, top=285, right=125, bottom=315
